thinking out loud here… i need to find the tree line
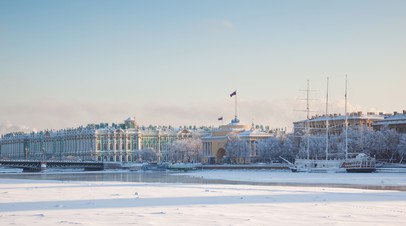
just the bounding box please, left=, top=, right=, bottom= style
left=133, top=126, right=406, bottom=164
left=231, top=126, right=406, bottom=163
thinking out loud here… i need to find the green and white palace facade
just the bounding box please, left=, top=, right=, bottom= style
left=0, top=118, right=196, bottom=162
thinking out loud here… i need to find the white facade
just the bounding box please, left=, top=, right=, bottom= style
left=0, top=118, right=197, bottom=162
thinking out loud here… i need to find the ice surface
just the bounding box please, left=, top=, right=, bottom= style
left=178, top=170, right=406, bottom=186
left=1, top=178, right=406, bottom=225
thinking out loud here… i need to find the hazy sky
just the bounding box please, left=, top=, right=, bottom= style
left=1, top=0, right=405, bottom=133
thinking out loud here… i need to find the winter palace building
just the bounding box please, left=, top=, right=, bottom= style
left=0, top=118, right=196, bottom=162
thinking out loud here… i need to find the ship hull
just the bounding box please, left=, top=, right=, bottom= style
left=291, top=159, right=344, bottom=173
left=342, top=154, right=376, bottom=173
left=345, top=168, right=376, bottom=173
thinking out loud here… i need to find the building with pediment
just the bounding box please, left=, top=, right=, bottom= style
left=202, top=117, right=273, bottom=164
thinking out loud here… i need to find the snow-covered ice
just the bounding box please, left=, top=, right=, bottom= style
left=1, top=178, right=406, bottom=225
left=178, top=170, right=406, bottom=187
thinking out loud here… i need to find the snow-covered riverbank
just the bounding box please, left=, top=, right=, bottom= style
left=1, top=179, right=406, bottom=225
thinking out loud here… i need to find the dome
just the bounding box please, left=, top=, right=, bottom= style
left=124, top=117, right=137, bottom=129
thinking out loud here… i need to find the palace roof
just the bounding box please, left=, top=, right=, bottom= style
left=373, top=114, right=406, bottom=126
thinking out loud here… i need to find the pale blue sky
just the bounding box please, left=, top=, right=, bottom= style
left=1, top=0, right=405, bottom=131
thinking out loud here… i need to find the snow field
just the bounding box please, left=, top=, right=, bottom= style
left=1, top=179, right=406, bottom=225
left=179, top=170, right=406, bottom=186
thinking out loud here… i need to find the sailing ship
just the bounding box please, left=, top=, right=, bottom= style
left=290, top=78, right=344, bottom=173
left=286, top=76, right=376, bottom=173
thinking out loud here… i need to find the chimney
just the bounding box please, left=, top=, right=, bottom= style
left=357, top=111, right=362, bottom=116
left=403, top=110, right=406, bottom=114
left=394, top=111, right=398, bottom=115
left=379, top=112, right=383, bottom=115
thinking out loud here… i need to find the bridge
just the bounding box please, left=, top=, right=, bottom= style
left=0, top=160, right=120, bottom=172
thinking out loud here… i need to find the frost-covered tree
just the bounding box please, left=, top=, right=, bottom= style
left=134, top=148, right=158, bottom=162
left=256, top=136, right=280, bottom=162
left=380, top=127, right=400, bottom=162
left=360, top=127, right=400, bottom=162
left=224, top=134, right=250, bottom=163
left=166, top=138, right=203, bottom=163
left=328, top=125, right=400, bottom=162
left=282, top=135, right=297, bottom=158
left=255, top=134, right=298, bottom=162
left=397, top=134, right=406, bottom=163
left=340, top=125, right=376, bottom=157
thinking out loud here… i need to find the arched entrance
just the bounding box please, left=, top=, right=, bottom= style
left=216, top=148, right=226, bottom=163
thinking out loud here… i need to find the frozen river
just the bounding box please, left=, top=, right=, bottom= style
left=1, top=178, right=406, bottom=226
left=1, top=169, right=406, bottom=191
left=1, top=169, right=406, bottom=225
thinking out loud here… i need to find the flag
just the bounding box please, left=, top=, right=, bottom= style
left=230, top=90, right=236, bottom=97
left=218, top=117, right=223, bottom=121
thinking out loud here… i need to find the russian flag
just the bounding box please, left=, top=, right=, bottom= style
left=230, top=90, right=236, bottom=97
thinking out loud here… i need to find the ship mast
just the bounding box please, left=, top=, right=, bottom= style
left=298, top=80, right=314, bottom=160
left=325, top=77, right=329, bottom=160
left=306, top=80, right=310, bottom=160
left=344, top=75, right=348, bottom=160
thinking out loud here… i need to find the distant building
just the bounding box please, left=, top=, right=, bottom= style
left=373, top=110, right=406, bottom=134
left=0, top=117, right=199, bottom=162
left=202, top=118, right=273, bottom=164
left=293, top=112, right=384, bottom=135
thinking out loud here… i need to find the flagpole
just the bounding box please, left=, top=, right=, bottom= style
left=230, top=90, right=238, bottom=122
left=235, top=90, right=237, bottom=120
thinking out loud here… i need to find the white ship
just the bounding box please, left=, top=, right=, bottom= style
left=290, top=78, right=344, bottom=173
left=290, top=158, right=343, bottom=173
left=342, top=153, right=376, bottom=173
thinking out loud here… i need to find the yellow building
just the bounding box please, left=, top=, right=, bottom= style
left=202, top=118, right=273, bottom=164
